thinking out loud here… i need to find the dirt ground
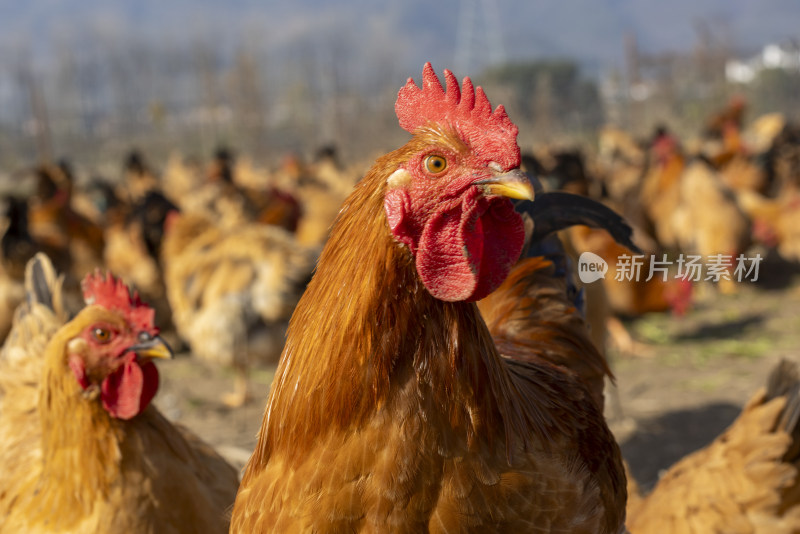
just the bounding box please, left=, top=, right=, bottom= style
left=154, top=252, right=800, bottom=490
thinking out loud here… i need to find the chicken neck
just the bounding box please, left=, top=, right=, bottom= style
left=251, top=149, right=530, bottom=469
left=28, top=323, right=126, bottom=527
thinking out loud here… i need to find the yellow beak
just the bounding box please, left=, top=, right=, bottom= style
left=129, top=335, right=173, bottom=360
left=475, top=169, right=536, bottom=201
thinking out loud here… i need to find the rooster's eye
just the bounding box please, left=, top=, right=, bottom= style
left=93, top=328, right=112, bottom=343
left=424, top=155, right=447, bottom=175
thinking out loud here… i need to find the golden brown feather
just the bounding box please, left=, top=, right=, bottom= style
left=161, top=211, right=317, bottom=406
left=0, top=254, right=239, bottom=533
left=231, top=133, right=626, bottom=532
left=627, top=359, right=800, bottom=534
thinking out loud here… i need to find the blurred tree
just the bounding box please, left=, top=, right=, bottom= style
left=749, top=68, right=800, bottom=119
left=230, top=47, right=267, bottom=156
left=480, top=60, right=604, bottom=132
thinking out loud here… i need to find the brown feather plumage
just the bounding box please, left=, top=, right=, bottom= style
left=231, top=134, right=626, bottom=532
left=161, top=211, right=317, bottom=405
left=0, top=254, right=239, bottom=533
left=627, top=359, right=800, bottom=533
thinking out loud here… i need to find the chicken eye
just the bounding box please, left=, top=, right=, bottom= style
left=93, top=328, right=112, bottom=343
left=424, top=155, right=447, bottom=175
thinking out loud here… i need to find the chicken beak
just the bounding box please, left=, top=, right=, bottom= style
left=129, top=335, right=173, bottom=360
left=475, top=169, right=536, bottom=201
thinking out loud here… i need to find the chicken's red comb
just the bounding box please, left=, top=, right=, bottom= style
left=82, top=271, right=156, bottom=331
left=395, top=63, right=520, bottom=169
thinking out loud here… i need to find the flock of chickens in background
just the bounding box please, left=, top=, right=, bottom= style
left=0, top=61, right=798, bottom=532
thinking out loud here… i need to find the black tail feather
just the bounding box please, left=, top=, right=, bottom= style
left=515, top=192, right=642, bottom=254
left=29, top=256, right=53, bottom=309
left=23, top=253, right=62, bottom=316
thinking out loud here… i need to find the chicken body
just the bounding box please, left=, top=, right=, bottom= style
left=233, top=205, right=625, bottom=532
left=28, top=163, right=106, bottom=281
left=0, top=254, right=239, bottom=533
left=627, top=359, right=800, bottom=533
left=673, top=160, right=751, bottom=262
left=162, top=211, right=317, bottom=405
left=231, top=65, right=626, bottom=533
left=641, top=135, right=751, bottom=260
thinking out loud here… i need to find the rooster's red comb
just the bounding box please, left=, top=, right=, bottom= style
left=82, top=271, right=156, bottom=332
left=395, top=63, right=520, bottom=169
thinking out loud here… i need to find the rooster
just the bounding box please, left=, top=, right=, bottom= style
left=0, top=254, right=239, bottom=533
left=231, top=64, right=626, bottom=533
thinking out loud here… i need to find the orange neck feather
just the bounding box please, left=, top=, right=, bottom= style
left=27, top=311, right=124, bottom=527
left=248, top=143, right=524, bottom=472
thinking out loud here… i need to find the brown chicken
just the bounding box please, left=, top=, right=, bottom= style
left=673, top=161, right=751, bottom=260
left=231, top=64, right=626, bottom=533
left=293, top=148, right=361, bottom=247
left=641, top=130, right=751, bottom=294
left=171, top=148, right=303, bottom=233
left=741, top=187, right=800, bottom=263
left=161, top=210, right=317, bottom=406
left=27, top=162, right=106, bottom=283
left=702, top=94, right=748, bottom=168
left=477, top=251, right=609, bottom=414
left=120, top=150, right=160, bottom=204
left=639, top=129, right=687, bottom=251
left=530, top=145, right=691, bottom=356
left=0, top=254, right=239, bottom=533
left=210, top=147, right=304, bottom=232
left=103, top=220, right=162, bottom=303
left=0, top=197, right=38, bottom=341
left=627, top=359, right=800, bottom=533
left=0, top=263, right=23, bottom=345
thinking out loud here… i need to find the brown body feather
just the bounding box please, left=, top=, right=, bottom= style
left=231, top=143, right=626, bottom=533
left=627, top=359, right=800, bottom=533
left=478, top=256, right=612, bottom=412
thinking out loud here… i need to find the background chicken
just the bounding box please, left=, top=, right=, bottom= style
left=231, top=64, right=627, bottom=533
left=626, top=359, right=800, bottom=533
left=500, top=235, right=800, bottom=532
left=497, top=205, right=800, bottom=532
left=101, top=190, right=166, bottom=310
left=596, top=125, right=648, bottom=208
left=27, top=161, right=106, bottom=283
left=293, top=147, right=360, bottom=247
left=730, top=121, right=800, bottom=264
left=670, top=160, right=751, bottom=290
left=119, top=149, right=160, bottom=205
left=0, top=254, right=239, bottom=533
left=96, top=187, right=181, bottom=349
left=161, top=209, right=318, bottom=406
left=528, top=146, right=693, bottom=356
left=0, top=197, right=38, bottom=341
left=163, top=147, right=303, bottom=232
left=640, top=129, right=751, bottom=294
